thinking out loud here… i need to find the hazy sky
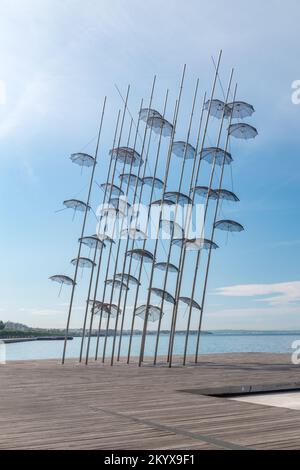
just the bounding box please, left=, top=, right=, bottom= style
left=0, top=0, right=299, bottom=331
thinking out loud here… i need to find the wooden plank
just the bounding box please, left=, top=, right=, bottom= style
left=0, top=353, right=299, bottom=449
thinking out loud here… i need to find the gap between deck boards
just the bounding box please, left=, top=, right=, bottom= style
left=89, top=406, right=252, bottom=450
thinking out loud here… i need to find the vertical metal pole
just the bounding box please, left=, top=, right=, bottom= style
left=179, top=70, right=233, bottom=365
left=88, top=85, right=130, bottom=361
left=189, top=92, right=207, bottom=198
left=162, top=53, right=223, bottom=367
left=79, top=111, right=123, bottom=362
left=62, top=96, right=107, bottom=364
left=110, top=90, right=167, bottom=366
left=144, top=78, right=199, bottom=365
left=137, top=65, right=186, bottom=366
left=95, top=115, right=135, bottom=361
left=171, top=70, right=233, bottom=367
left=126, top=99, right=178, bottom=364
left=95, top=77, right=156, bottom=362
left=165, top=57, right=225, bottom=366
left=153, top=92, right=207, bottom=365
left=167, top=54, right=224, bottom=366
left=101, top=101, right=144, bottom=363
left=114, top=89, right=169, bottom=364
left=80, top=110, right=129, bottom=363
left=84, top=109, right=121, bottom=364
left=115, top=121, right=154, bottom=361
left=195, top=83, right=238, bottom=362
left=176, top=70, right=234, bottom=366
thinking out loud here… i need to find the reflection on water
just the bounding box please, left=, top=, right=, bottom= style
left=3, top=333, right=300, bottom=361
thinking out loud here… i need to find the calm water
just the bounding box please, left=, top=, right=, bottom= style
left=2, top=332, right=300, bottom=361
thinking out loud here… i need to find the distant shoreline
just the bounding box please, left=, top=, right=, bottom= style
left=1, top=336, right=73, bottom=344
left=1, top=330, right=300, bottom=344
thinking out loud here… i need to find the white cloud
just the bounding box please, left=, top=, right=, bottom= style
left=19, top=307, right=63, bottom=316
left=18, top=304, right=84, bottom=316
left=203, top=304, right=300, bottom=330
left=209, top=305, right=300, bottom=317
left=215, top=281, right=300, bottom=306
left=58, top=304, right=84, bottom=312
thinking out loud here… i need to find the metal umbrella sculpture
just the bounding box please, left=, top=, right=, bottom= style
left=126, top=68, right=187, bottom=365
left=49, top=275, right=75, bottom=297
left=168, top=82, right=238, bottom=366
left=155, top=75, right=228, bottom=366
left=87, top=79, right=157, bottom=365
left=166, top=72, right=236, bottom=367
left=113, top=89, right=172, bottom=365
left=50, top=51, right=258, bottom=366
left=81, top=86, right=132, bottom=363
left=98, top=103, right=146, bottom=362
left=85, top=99, right=137, bottom=363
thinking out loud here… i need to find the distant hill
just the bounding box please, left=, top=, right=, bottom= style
left=3, top=321, right=31, bottom=331
left=0, top=320, right=213, bottom=338
left=2, top=321, right=298, bottom=337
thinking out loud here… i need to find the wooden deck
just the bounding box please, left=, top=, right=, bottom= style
left=1, top=353, right=300, bottom=450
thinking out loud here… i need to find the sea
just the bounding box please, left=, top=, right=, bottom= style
left=2, top=331, right=300, bottom=361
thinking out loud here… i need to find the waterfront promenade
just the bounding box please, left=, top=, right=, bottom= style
left=0, top=353, right=300, bottom=450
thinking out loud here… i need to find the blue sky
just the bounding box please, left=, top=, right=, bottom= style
left=0, top=0, right=299, bottom=330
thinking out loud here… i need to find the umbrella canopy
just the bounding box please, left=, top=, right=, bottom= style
left=119, top=173, right=142, bottom=188
left=79, top=235, right=105, bottom=249
left=146, top=116, right=173, bottom=137
left=227, top=101, right=255, bottom=119
left=99, top=307, right=120, bottom=319
left=126, top=248, right=154, bottom=263
left=70, top=153, right=95, bottom=167
left=95, top=232, right=116, bottom=244
left=98, top=198, right=130, bottom=218
left=135, top=305, right=162, bottom=322
left=71, top=257, right=96, bottom=268
left=88, top=299, right=101, bottom=311
left=214, top=220, right=244, bottom=232
left=172, top=238, right=188, bottom=248
left=70, top=152, right=95, bottom=168
left=172, top=238, right=219, bottom=251
left=204, top=99, right=229, bottom=119
left=150, top=287, right=176, bottom=305
left=115, top=273, right=141, bottom=286
left=179, top=297, right=201, bottom=311
left=49, top=275, right=75, bottom=286
left=228, top=123, right=258, bottom=140
left=98, top=206, right=121, bottom=218
left=142, top=176, right=164, bottom=190
left=164, top=191, right=192, bottom=205
left=172, top=141, right=196, bottom=159
left=121, top=227, right=147, bottom=240
left=63, top=199, right=91, bottom=212
left=108, top=197, right=131, bottom=214
left=155, top=262, right=179, bottom=273
left=139, top=108, right=162, bottom=122
left=193, top=186, right=218, bottom=200
left=214, top=189, right=239, bottom=202
left=89, top=301, right=121, bottom=318
left=88, top=300, right=106, bottom=314
left=201, top=147, right=233, bottom=166
left=110, top=147, right=143, bottom=167
left=151, top=198, right=176, bottom=207
left=105, top=279, right=129, bottom=291
left=160, top=219, right=184, bottom=239
left=100, top=183, right=124, bottom=197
